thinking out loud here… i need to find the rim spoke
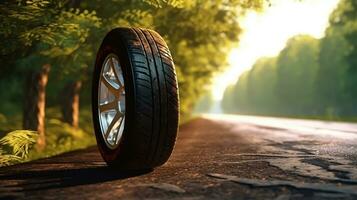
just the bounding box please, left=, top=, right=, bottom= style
left=99, top=100, right=117, bottom=113
left=111, top=58, right=124, bottom=87
left=104, top=112, right=123, bottom=139
left=101, top=77, right=119, bottom=96
left=114, top=116, right=125, bottom=144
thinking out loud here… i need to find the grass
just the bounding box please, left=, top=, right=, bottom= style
left=0, top=106, right=96, bottom=167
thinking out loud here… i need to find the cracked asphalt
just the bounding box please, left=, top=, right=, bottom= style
left=1, top=114, right=357, bottom=200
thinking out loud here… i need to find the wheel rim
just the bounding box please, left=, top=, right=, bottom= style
left=98, top=54, right=125, bottom=149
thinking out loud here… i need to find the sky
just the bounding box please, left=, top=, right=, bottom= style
left=211, top=0, right=340, bottom=100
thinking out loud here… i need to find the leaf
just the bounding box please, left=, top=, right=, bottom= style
left=0, top=130, right=38, bottom=158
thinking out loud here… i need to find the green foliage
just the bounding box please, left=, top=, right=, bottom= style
left=0, top=107, right=95, bottom=166
left=315, top=0, right=357, bottom=117
left=1, top=1, right=100, bottom=58
left=28, top=117, right=95, bottom=161
left=79, top=0, right=265, bottom=116
left=331, top=0, right=357, bottom=114
left=0, top=0, right=264, bottom=118
left=0, top=130, right=37, bottom=157
left=0, top=0, right=265, bottom=166
left=0, top=153, right=22, bottom=167
left=248, top=57, right=277, bottom=113
left=316, top=18, right=351, bottom=116
left=152, top=1, right=244, bottom=116
left=275, top=35, right=320, bottom=115
left=222, top=0, right=357, bottom=120
left=0, top=130, right=38, bottom=166
left=142, top=0, right=184, bottom=8
left=222, top=35, right=326, bottom=116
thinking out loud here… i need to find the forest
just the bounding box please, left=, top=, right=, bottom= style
left=0, top=0, right=265, bottom=166
left=222, top=0, right=357, bottom=120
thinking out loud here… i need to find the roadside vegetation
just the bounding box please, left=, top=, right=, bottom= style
left=222, top=0, right=357, bottom=121
left=0, top=0, right=265, bottom=166
left=0, top=107, right=95, bottom=166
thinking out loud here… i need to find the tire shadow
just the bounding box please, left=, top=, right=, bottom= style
left=0, top=166, right=153, bottom=192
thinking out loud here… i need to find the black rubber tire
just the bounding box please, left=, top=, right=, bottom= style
left=92, top=27, right=179, bottom=170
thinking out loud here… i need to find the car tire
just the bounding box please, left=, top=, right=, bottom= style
left=92, top=27, right=179, bottom=170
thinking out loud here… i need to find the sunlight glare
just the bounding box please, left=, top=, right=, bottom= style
left=212, top=0, right=340, bottom=100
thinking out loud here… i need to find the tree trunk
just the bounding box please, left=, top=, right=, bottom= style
left=23, top=64, right=51, bottom=151
left=61, top=81, right=82, bottom=128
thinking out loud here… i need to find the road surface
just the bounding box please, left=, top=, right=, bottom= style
left=1, top=114, right=357, bottom=199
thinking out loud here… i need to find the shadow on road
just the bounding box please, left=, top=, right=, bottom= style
left=0, top=166, right=152, bottom=192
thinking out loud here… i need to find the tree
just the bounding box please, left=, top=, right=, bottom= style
left=246, top=57, right=277, bottom=114
left=222, top=71, right=251, bottom=114
left=329, top=0, right=357, bottom=115
left=221, top=0, right=357, bottom=120
left=222, top=36, right=320, bottom=117
left=316, top=22, right=350, bottom=117
left=0, top=0, right=101, bottom=147
left=275, top=35, right=319, bottom=115
left=0, top=0, right=265, bottom=132
left=148, top=0, right=264, bottom=117
left=222, top=84, right=235, bottom=113
left=23, top=64, right=50, bottom=150
left=60, top=81, right=82, bottom=128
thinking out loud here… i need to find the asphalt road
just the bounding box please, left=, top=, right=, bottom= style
left=1, top=114, right=357, bottom=199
